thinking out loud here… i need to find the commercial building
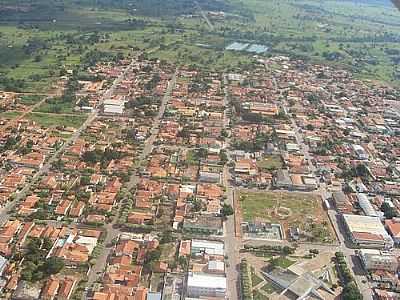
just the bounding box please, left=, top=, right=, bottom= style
left=358, top=249, right=398, bottom=272
left=191, top=240, right=224, bottom=256
left=332, top=191, right=352, bottom=213
left=187, top=273, right=226, bottom=298
left=274, top=169, right=292, bottom=189
left=342, top=214, right=393, bottom=249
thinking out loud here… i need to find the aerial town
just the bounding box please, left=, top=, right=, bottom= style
left=0, top=51, right=400, bottom=300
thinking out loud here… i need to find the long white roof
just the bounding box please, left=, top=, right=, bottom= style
left=187, top=273, right=226, bottom=289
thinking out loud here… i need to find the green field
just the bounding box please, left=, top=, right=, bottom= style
left=18, top=95, right=43, bottom=106
left=256, top=155, right=283, bottom=171
left=0, top=111, right=23, bottom=120
left=269, top=256, right=295, bottom=269
left=26, top=112, right=86, bottom=128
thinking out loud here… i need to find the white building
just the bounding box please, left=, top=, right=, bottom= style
left=352, top=144, right=369, bottom=160
left=103, top=99, right=125, bottom=115
left=187, top=273, right=226, bottom=298
left=358, top=249, right=398, bottom=272
left=191, top=240, right=224, bottom=256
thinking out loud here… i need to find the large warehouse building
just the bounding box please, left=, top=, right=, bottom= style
left=342, top=214, right=394, bottom=249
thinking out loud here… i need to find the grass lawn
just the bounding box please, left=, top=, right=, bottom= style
left=261, top=282, right=278, bottom=294
left=34, top=98, right=76, bottom=114
left=18, top=95, right=43, bottom=106
left=26, top=112, right=86, bottom=128
left=185, top=149, right=200, bottom=165
left=269, top=256, right=295, bottom=269
left=251, top=268, right=264, bottom=286
left=0, top=111, right=23, bottom=119
left=159, top=242, right=176, bottom=264
left=239, top=191, right=335, bottom=243
left=256, top=155, right=283, bottom=171
left=253, top=290, right=269, bottom=300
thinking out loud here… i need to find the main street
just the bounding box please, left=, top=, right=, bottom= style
left=222, top=74, right=240, bottom=300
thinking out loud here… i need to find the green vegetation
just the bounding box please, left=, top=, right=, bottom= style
left=0, top=111, right=22, bottom=120
left=19, top=238, right=65, bottom=282
left=268, top=256, right=295, bottom=269
left=241, top=245, right=295, bottom=256
left=240, top=259, right=254, bottom=300
left=252, top=290, right=269, bottom=300
left=256, top=155, right=283, bottom=171
left=1, top=0, right=398, bottom=97
left=27, top=112, right=86, bottom=128
left=335, top=252, right=362, bottom=300
left=18, top=95, right=43, bottom=105
left=251, top=267, right=263, bottom=286
left=261, top=282, right=277, bottom=294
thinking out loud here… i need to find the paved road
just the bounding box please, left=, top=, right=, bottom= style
left=222, top=74, right=240, bottom=300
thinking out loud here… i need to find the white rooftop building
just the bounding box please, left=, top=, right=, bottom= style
left=187, top=273, right=226, bottom=298
left=103, top=99, right=125, bottom=115
left=191, top=239, right=224, bottom=256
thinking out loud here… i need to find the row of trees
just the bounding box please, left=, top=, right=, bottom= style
left=335, top=252, right=362, bottom=300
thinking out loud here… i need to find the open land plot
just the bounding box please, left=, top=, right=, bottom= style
left=256, top=155, right=283, bottom=171
left=26, top=112, right=86, bottom=128
left=239, top=191, right=335, bottom=243
left=34, top=99, right=77, bottom=114
left=0, top=111, right=23, bottom=120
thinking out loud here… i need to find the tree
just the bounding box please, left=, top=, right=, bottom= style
left=160, top=230, right=173, bottom=244
left=178, top=256, right=188, bottom=270
left=306, top=124, right=314, bottom=131
left=342, top=282, right=362, bottom=300
left=42, top=257, right=64, bottom=275
left=381, top=202, right=398, bottom=219
left=221, top=203, right=234, bottom=217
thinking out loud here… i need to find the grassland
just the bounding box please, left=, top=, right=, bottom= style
left=0, top=111, right=23, bottom=120
left=18, top=95, right=43, bottom=106
left=256, top=155, right=283, bottom=171
left=26, top=112, right=86, bottom=128
left=239, top=191, right=335, bottom=243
